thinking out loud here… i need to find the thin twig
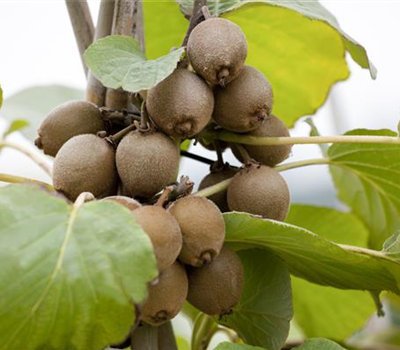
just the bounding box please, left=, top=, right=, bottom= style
left=131, top=323, right=159, bottom=350
left=0, top=173, right=53, bottom=189
left=214, top=130, right=400, bottom=146
left=157, top=321, right=178, bottom=350
left=65, top=0, right=94, bottom=77
left=86, top=0, right=115, bottom=106
left=1, top=141, right=52, bottom=176
left=180, top=150, right=214, bottom=165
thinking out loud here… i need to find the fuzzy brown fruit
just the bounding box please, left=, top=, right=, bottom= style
left=53, top=134, right=118, bottom=201
left=116, top=131, right=180, bottom=198
left=198, top=164, right=238, bottom=212
left=35, top=100, right=105, bottom=157
left=187, top=246, right=244, bottom=316
left=187, top=18, right=247, bottom=85
left=132, top=206, right=182, bottom=272
left=232, top=115, right=292, bottom=166
left=103, top=196, right=141, bottom=211
left=168, top=196, right=225, bottom=267
left=227, top=165, right=290, bottom=221
left=141, top=261, right=188, bottom=326
left=146, top=69, right=214, bottom=139
left=213, top=66, right=273, bottom=133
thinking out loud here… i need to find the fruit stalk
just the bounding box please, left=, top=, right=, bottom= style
left=105, top=0, right=144, bottom=110
left=0, top=173, right=53, bottom=189
left=131, top=323, right=159, bottom=350
left=1, top=141, right=52, bottom=176
left=214, top=130, right=400, bottom=146
left=65, top=0, right=94, bottom=77
left=181, top=0, right=208, bottom=47
left=86, top=0, right=116, bottom=106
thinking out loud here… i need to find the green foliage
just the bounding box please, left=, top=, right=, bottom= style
left=174, top=0, right=374, bottom=126
left=143, top=0, right=188, bottom=59
left=294, top=338, right=347, bottom=349
left=219, top=249, right=292, bottom=350
left=1, top=85, right=83, bottom=142
left=0, top=84, right=3, bottom=110
left=3, top=119, right=29, bottom=137
left=223, top=212, right=399, bottom=293
left=287, top=205, right=375, bottom=340
left=84, top=36, right=185, bottom=93
left=214, top=342, right=265, bottom=350
left=328, top=129, right=400, bottom=250
left=0, top=185, right=157, bottom=350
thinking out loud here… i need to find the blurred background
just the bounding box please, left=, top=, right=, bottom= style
left=0, top=1, right=399, bottom=349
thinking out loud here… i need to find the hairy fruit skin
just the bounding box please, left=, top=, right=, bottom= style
left=187, top=18, right=248, bottom=85
left=147, top=69, right=214, bottom=139
left=35, top=100, right=105, bottom=157
left=132, top=206, right=182, bottom=272
left=103, top=196, right=141, bottom=211
left=198, top=165, right=238, bottom=212
left=53, top=134, right=118, bottom=201
left=116, top=131, right=180, bottom=198
left=168, top=196, right=225, bottom=267
left=141, top=261, right=188, bottom=326
left=187, top=246, right=244, bottom=316
left=233, top=115, right=292, bottom=166
left=213, top=65, right=273, bottom=133
left=227, top=165, right=290, bottom=221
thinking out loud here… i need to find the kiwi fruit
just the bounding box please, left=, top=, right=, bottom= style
left=116, top=131, right=180, bottom=198
left=132, top=206, right=182, bottom=272
left=187, top=246, right=244, bottom=316
left=198, top=164, right=238, bottom=212
left=227, top=165, right=290, bottom=221
left=141, top=261, right=188, bottom=326
left=213, top=65, right=273, bottom=133
left=103, top=196, right=141, bottom=211
left=146, top=69, right=214, bottom=139
left=35, top=100, right=105, bottom=157
left=168, top=195, right=225, bottom=267
left=232, top=115, right=292, bottom=166
left=187, top=18, right=248, bottom=85
left=53, top=134, right=118, bottom=201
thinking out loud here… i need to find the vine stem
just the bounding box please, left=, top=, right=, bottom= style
left=214, top=131, right=400, bottom=146
left=65, top=0, right=94, bottom=77
left=0, top=141, right=52, bottom=176
left=0, top=173, right=53, bottom=189
left=195, top=158, right=327, bottom=198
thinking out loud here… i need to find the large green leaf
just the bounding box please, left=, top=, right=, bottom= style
left=294, top=338, right=347, bottom=350
left=214, top=343, right=265, bottom=350
left=0, top=185, right=158, bottom=350
left=219, top=249, right=292, bottom=350
left=84, top=35, right=185, bottom=93
left=173, top=0, right=374, bottom=126
left=286, top=205, right=375, bottom=340
left=328, top=129, right=400, bottom=250
left=223, top=212, right=399, bottom=293
left=143, top=0, right=188, bottom=59
left=1, top=85, right=84, bottom=142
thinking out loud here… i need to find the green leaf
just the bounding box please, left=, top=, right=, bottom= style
left=294, top=338, right=347, bottom=350
left=84, top=36, right=185, bottom=93
left=214, top=342, right=266, bottom=350
left=286, top=205, right=375, bottom=340
left=218, top=249, right=292, bottom=350
left=328, top=129, right=400, bottom=250
left=3, top=119, right=29, bottom=137
left=0, top=184, right=158, bottom=350
left=223, top=212, right=399, bottom=293
left=175, top=0, right=375, bottom=126
left=1, top=85, right=84, bottom=142
left=0, top=84, right=3, bottom=110
left=143, top=0, right=188, bottom=59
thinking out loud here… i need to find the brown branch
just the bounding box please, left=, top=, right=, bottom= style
left=131, top=323, right=159, bottom=350
left=106, top=0, right=145, bottom=110
left=86, top=0, right=116, bottom=106
left=65, top=0, right=94, bottom=77
left=181, top=0, right=208, bottom=47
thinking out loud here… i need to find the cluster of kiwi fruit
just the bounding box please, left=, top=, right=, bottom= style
left=34, top=14, right=292, bottom=343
